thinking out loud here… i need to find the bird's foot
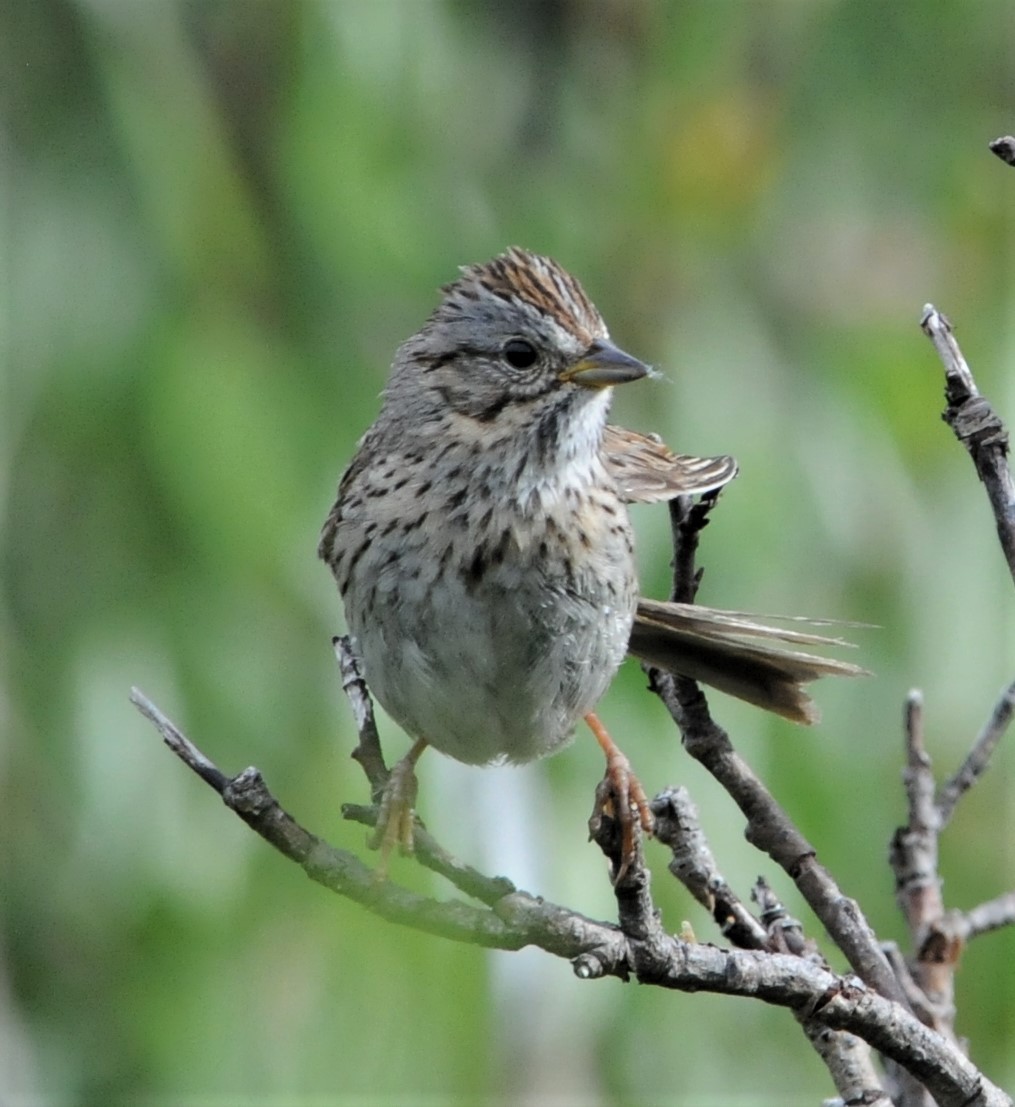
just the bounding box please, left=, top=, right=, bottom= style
left=585, top=712, right=654, bottom=882
left=368, top=738, right=427, bottom=878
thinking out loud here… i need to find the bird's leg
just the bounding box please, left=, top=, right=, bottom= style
left=369, top=736, right=428, bottom=875
left=585, top=712, right=654, bottom=880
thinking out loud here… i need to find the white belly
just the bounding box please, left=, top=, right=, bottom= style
left=352, top=559, right=634, bottom=765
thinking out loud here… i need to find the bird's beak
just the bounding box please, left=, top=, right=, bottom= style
left=559, top=339, right=650, bottom=389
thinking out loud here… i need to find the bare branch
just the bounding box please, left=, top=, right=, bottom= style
left=920, top=305, right=1015, bottom=587
left=902, top=690, right=938, bottom=835
left=654, top=788, right=886, bottom=1099
left=989, top=135, right=1015, bottom=166
left=333, top=636, right=389, bottom=799
left=647, top=694, right=907, bottom=1005
left=921, top=304, right=982, bottom=403
left=129, top=689, right=1010, bottom=1104
left=130, top=687, right=230, bottom=791
left=938, top=679, right=1015, bottom=826
left=587, top=779, right=656, bottom=940
left=645, top=499, right=908, bottom=1010
left=887, top=677, right=1015, bottom=1099
left=652, top=786, right=767, bottom=948
left=804, top=1021, right=892, bottom=1106
left=890, top=689, right=946, bottom=961
left=129, top=688, right=536, bottom=947
left=957, top=892, right=1015, bottom=943
left=752, top=877, right=815, bottom=958
left=880, top=944, right=941, bottom=1026
left=341, top=802, right=516, bottom=907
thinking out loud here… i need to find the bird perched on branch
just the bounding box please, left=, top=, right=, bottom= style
left=320, top=247, right=864, bottom=870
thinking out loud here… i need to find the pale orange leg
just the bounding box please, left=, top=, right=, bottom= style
left=369, top=737, right=428, bottom=877
left=585, top=712, right=654, bottom=875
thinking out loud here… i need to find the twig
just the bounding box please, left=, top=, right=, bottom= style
left=873, top=297, right=1015, bottom=1104
left=333, top=636, right=389, bottom=799
left=341, top=803, right=516, bottom=907
left=587, top=779, right=657, bottom=940
left=128, top=686, right=1011, bottom=1106
left=652, top=786, right=767, bottom=948
left=886, top=683, right=1015, bottom=1095
left=800, top=1004, right=891, bottom=1104
left=128, top=688, right=528, bottom=946
left=890, top=687, right=959, bottom=1069
left=890, top=690, right=946, bottom=968
left=645, top=500, right=909, bottom=1010
left=753, top=877, right=814, bottom=958
left=887, top=681, right=1015, bottom=1099
left=989, top=136, right=1015, bottom=166
left=920, top=305, right=1015, bottom=587
left=889, top=685, right=953, bottom=1070
left=937, top=679, right=1015, bottom=826
left=889, top=681, right=1015, bottom=1036
left=130, top=688, right=231, bottom=792
left=902, top=690, right=938, bottom=835
left=653, top=788, right=886, bottom=1100
left=885, top=683, right=1015, bottom=1098
left=667, top=492, right=720, bottom=605
left=648, top=692, right=908, bottom=1004
left=880, top=944, right=940, bottom=1025
left=958, top=891, right=1015, bottom=942
left=877, top=308, right=1015, bottom=1098
left=659, top=786, right=886, bottom=1097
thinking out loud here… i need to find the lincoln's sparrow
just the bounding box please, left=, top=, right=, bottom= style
left=320, top=248, right=862, bottom=863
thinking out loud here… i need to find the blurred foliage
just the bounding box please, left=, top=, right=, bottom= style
left=3, top=0, right=1015, bottom=1103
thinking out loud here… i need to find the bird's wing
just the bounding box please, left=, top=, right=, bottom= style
left=603, top=425, right=738, bottom=504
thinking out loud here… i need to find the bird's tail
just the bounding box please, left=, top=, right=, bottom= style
left=629, top=599, right=870, bottom=724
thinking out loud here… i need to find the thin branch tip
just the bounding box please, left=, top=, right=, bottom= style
left=129, top=685, right=154, bottom=716
left=920, top=304, right=949, bottom=333
left=989, top=135, right=1015, bottom=166
left=130, top=687, right=230, bottom=792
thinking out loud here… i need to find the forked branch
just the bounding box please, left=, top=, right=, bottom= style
left=127, top=300, right=1015, bottom=1106
left=129, top=685, right=1009, bottom=1106
left=643, top=496, right=908, bottom=1009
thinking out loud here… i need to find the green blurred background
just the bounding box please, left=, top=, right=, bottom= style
left=4, top=1, right=1015, bottom=1103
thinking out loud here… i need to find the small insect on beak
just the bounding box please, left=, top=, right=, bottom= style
left=559, top=339, right=650, bottom=389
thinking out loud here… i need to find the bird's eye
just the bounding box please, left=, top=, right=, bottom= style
left=502, top=338, right=538, bottom=370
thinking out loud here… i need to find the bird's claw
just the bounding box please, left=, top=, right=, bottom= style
left=585, top=713, right=654, bottom=883
left=368, top=750, right=421, bottom=879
